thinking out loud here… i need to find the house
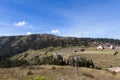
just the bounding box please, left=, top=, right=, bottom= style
left=97, top=45, right=104, bottom=50
left=109, top=45, right=115, bottom=50
left=108, top=67, right=120, bottom=72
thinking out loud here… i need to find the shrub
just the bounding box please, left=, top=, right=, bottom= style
left=111, top=71, right=117, bottom=75
left=39, top=55, right=66, bottom=65
left=51, top=66, right=56, bottom=70
left=80, top=48, right=85, bottom=52
left=0, top=58, right=30, bottom=68
left=68, top=56, right=94, bottom=68
left=27, top=70, right=33, bottom=75
left=1, top=55, right=95, bottom=69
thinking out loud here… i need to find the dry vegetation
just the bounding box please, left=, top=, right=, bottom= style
left=76, top=50, right=120, bottom=69
left=1, top=47, right=120, bottom=80
left=0, top=65, right=120, bottom=80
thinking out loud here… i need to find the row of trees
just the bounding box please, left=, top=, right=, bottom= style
left=0, top=58, right=29, bottom=68
left=0, top=55, right=94, bottom=68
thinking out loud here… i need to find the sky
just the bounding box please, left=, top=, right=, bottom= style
left=0, top=0, right=120, bottom=39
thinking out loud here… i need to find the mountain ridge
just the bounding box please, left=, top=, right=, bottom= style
left=0, top=34, right=120, bottom=58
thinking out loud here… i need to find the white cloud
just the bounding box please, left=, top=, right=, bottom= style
left=26, top=32, right=32, bottom=35
left=51, top=29, right=60, bottom=34
left=13, top=21, right=27, bottom=27
left=67, top=32, right=94, bottom=37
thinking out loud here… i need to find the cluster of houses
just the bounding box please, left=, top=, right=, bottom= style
left=97, top=44, right=120, bottom=50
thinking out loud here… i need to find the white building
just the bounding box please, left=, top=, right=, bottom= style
left=97, top=46, right=104, bottom=50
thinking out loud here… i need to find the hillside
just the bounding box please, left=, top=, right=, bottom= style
left=0, top=34, right=120, bottom=58
left=0, top=34, right=63, bottom=58
left=0, top=34, right=120, bottom=80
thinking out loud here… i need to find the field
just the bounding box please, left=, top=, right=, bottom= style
left=0, top=65, right=120, bottom=80
left=66, top=48, right=120, bottom=69
left=4, top=47, right=120, bottom=80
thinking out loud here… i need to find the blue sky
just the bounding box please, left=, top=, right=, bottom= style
left=0, top=0, right=120, bottom=38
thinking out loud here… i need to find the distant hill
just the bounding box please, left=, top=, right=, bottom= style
left=0, top=34, right=120, bottom=58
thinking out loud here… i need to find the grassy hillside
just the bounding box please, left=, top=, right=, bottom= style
left=79, top=51, right=120, bottom=69
left=0, top=34, right=120, bottom=80
left=11, top=47, right=120, bottom=69
left=0, top=34, right=120, bottom=58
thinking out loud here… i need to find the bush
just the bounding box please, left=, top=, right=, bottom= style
left=27, top=70, right=33, bottom=75
left=0, top=58, right=29, bottom=68
left=51, top=66, right=56, bottom=70
left=80, top=48, right=85, bottom=52
left=39, top=55, right=66, bottom=65
left=0, top=55, right=95, bottom=69
left=111, top=71, right=117, bottom=75
left=68, top=57, right=94, bottom=68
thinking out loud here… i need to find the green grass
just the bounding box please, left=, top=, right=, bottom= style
left=28, top=76, right=50, bottom=80
left=11, top=47, right=120, bottom=69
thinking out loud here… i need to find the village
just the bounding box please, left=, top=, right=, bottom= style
left=97, top=43, right=120, bottom=50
